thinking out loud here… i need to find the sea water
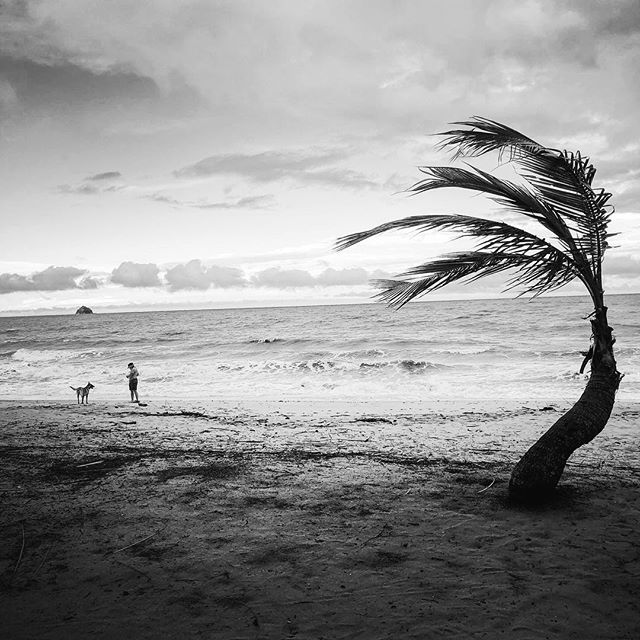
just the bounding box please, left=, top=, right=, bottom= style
left=0, top=295, right=638, bottom=402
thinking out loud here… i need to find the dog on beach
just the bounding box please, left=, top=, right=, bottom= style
left=70, top=382, right=95, bottom=404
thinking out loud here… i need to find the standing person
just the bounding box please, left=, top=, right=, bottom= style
left=126, top=362, right=139, bottom=403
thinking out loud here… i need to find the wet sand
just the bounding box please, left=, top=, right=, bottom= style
left=1, top=399, right=639, bottom=639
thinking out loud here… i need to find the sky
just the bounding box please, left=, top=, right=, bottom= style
left=1, top=0, right=639, bottom=315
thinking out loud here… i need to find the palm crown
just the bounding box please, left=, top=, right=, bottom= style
left=336, top=117, right=614, bottom=308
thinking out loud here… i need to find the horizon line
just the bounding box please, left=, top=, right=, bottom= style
left=1, top=291, right=637, bottom=319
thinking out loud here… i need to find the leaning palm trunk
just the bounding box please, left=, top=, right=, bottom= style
left=336, top=118, right=622, bottom=501
left=509, top=306, right=621, bottom=498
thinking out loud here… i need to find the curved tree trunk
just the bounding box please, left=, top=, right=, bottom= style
left=508, top=306, right=621, bottom=501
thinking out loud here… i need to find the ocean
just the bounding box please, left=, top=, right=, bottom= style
left=1, top=294, right=638, bottom=403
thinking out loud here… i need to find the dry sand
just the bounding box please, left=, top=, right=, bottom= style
left=1, top=398, right=639, bottom=639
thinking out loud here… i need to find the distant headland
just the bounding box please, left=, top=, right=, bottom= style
left=75, top=306, right=94, bottom=314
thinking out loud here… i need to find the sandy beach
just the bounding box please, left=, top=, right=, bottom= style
left=1, top=398, right=639, bottom=639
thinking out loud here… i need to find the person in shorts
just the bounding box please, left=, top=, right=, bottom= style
left=126, top=362, right=139, bottom=403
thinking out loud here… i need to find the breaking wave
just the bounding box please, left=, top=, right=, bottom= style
left=10, top=348, right=106, bottom=363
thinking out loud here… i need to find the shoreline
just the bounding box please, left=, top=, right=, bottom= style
left=2, top=399, right=639, bottom=638
left=2, top=396, right=639, bottom=468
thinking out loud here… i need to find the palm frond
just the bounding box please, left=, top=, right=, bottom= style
left=437, top=116, right=546, bottom=161
left=335, top=213, right=539, bottom=251
left=373, top=249, right=577, bottom=308
left=371, top=278, right=438, bottom=308
left=407, top=166, right=575, bottom=247
left=338, top=213, right=562, bottom=261
left=516, top=150, right=614, bottom=278
left=336, top=212, right=589, bottom=295
left=438, top=118, right=613, bottom=279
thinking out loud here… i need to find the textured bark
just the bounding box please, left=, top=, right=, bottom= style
left=508, top=306, right=621, bottom=501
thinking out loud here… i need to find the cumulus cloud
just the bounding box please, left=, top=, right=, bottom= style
left=0, top=261, right=386, bottom=296
left=252, top=268, right=317, bottom=288
left=78, top=276, right=100, bottom=290
left=30, top=266, right=86, bottom=290
left=315, top=267, right=370, bottom=286
left=111, top=262, right=161, bottom=287
left=0, top=273, right=32, bottom=294
left=0, top=266, right=87, bottom=293
left=206, top=265, right=248, bottom=288
left=252, top=267, right=389, bottom=288
left=165, top=260, right=246, bottom=291
left=165, top=260, right=213, bottom=290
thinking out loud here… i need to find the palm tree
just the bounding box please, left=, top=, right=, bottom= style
left=336, top=117, right=622, bottom=501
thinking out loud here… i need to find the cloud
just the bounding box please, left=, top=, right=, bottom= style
left=3, top=0, right=639, bottom=150
left=4, top=1, right=640, bottom=206
left=78, top=276, right=100, bottom=290
left=57, top=173, right=124, bottom=196
left=251, top=266, right=390, bottom=288
left=57, top=168, right=125, bottom=195
left=111, top=262, right=161, bottom=287
left=0, top=266, right=87, bottom=293
left=86, top=171, right=122, bottom=181
left=0, top=77, right=18, bottom=112
left=0, top=261, right=389, bottom=297
left=165, top=260, right=246, bottom=291
left=559, top=0, right=640, bottom=39
left=146, top=193, right=276, bottom=210
left=30, top=266, right=86, bottom=290
left=0, top=52, right=161, bottom=115
left=57, top=183, right=100, bottom=195
left=206, top=265, right=248, bottom=288
left=0, top=3, right=202, bottom=137
left=0, top=273, right=32, bottom=294
left=192, top=195, right=277, bottom=210
left=175, top=149, right=341, bottom=180
left=604, top=254, right=640, bottom=277
left=315, top=267, right=370, bottom=286
left=174, top=148, right=376, bottom=189
left=252, top=268, right=317, bottom=288
left=165, top=261, right=217, bottom=291
left=145, top=193, right=183, bottom=206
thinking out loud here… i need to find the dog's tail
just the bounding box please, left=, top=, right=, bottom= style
left=70, top=386, right=76, bottom=390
